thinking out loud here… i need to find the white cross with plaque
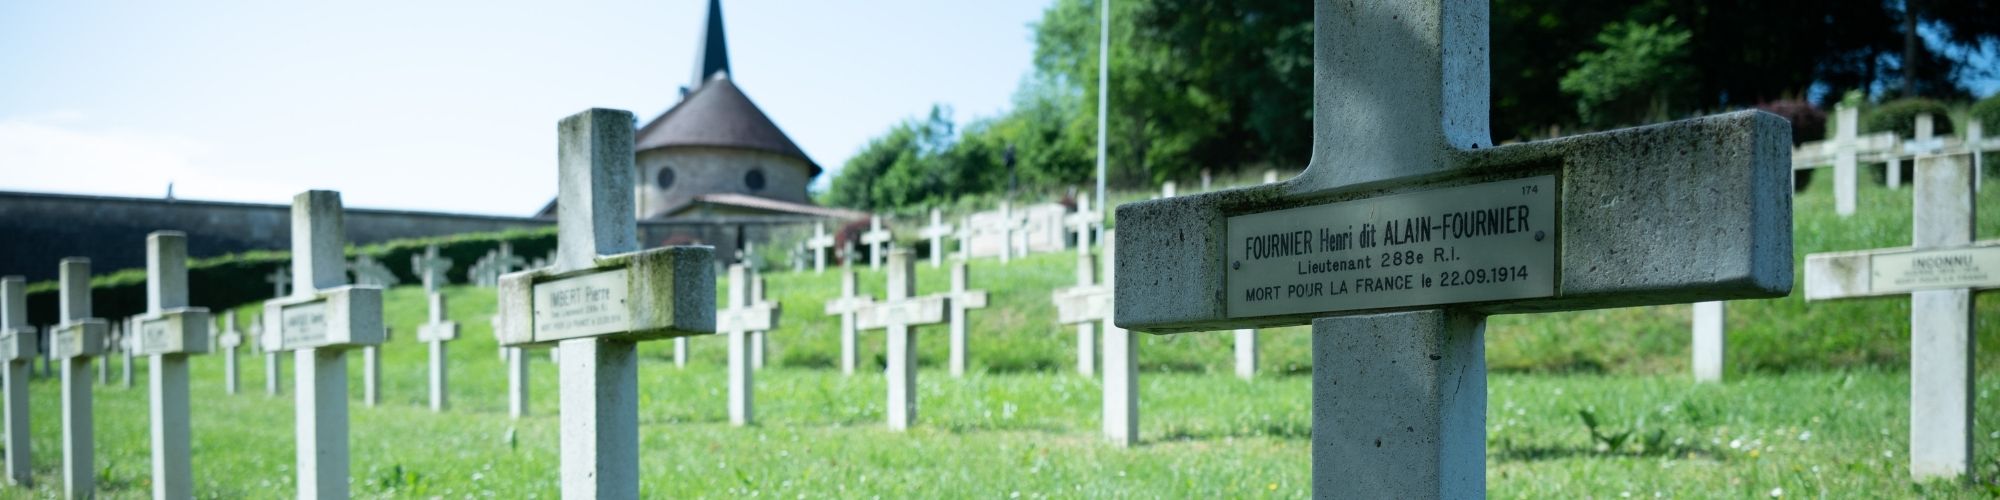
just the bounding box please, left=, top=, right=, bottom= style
left=822, top=262, right=873, bottom=376
left=1052, top=242, right=1104, bottom=377
left=860, top=216, right=891, bottom=270
left=1805, top=154, right=1994, bottom=480
left=133, top=231, right=212, bottom=498
left=51, top=258, right=110, bottom=497
left=937, top=260, right=987, bottom=378
left=718, top=264, right=777, bottom=426
left=260, top=191, right=386, bottom=498
left=416, top=292, right=459, bottom=412
left=921, top=209, right=954, bottom=269
left=0, top=276, right=37, bottom=486
left=854, top=250, right=948, bottom=430
left=218, top=314, right=243, bottom=395
left=1112, top=2, right=1793, bottom=496
left=493, top=108, right=714, bottom=497
left=806, top=222, right=835, bottom=274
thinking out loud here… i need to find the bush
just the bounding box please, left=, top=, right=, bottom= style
left=1971, top=93, right=2000, bottom=131
left=23, top=227, right=557, bottom=327
left=1862, top=98, right=1955, bottom=137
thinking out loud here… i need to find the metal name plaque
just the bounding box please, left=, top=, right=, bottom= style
left=1869, top=246, right=2000, bottom=294
left=138, top=317, right=176, bottom=354
left=1226, top=175, right=1559, bottom=318
left=280, top=301, right=330, bottom=346
left=532, top=268, right=632, bottom=341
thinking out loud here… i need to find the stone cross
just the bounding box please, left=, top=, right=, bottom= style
left=1112, top=2, right=1793, bottom=496
left=822, top=262, right=873, bottom=376
left=255, top=316, right=281, bottom=397
left=855, top=250, right=948, bottom=431
left=747, top=269, right=775, bottom=370
left=1054, top=236, right=1134, bottom=445
left=98, top=322, right=113, bottom=385
left=1052, top=241, right=1103, bottom=376
left=133, top=231, right=213, bottom=498
left=506, top=344, right=530, bottom=418
left=0, top=276, right=36, bottom=486
left=806, top=222, right=835, bottom=274
left=1829, top=104, right=1861, bottom=216
left=998, top=202, right=1015, bottom=263
left=51, top=258, right=110, bottom=497
left=348, top=254, right=401, bottom=287
left=921, top=209, right=954, bottom=268
left=411, top=244, right=454, bottom=293
left=1232, top=327, right=1257, bottom=380
left=1160, top=181, right=1177, bottom=198
left=1892, top=114, right=1945, bottom=190
left=717, top=264, right=777, bottom=425
left=219, top=313, right=242, bottom=394
left=416, top=291, right=460, bottom=412
left=790, top=242, right=807, bottom=273
left=493, top=108, right=714, bottom=497
left=861, top=216, right=891, bottom=270
left=954, top=215, right=974, bottom=261
left=260, top=190, right=387, bottom=498
left=469, top=254, right=496, bottom=286
left=120, top=317, right=133, bottom=388
left=266, top=267, right=292, bottom=298
left=1690, top=301, right=1724, bottom=382
left=1064, top=193, right=1100, bottom=253
left=493, top=242, right=527, bottom=274
left=1805, top=154, right=1994, bottom=480
left=937, top=260, right=988, bottom=377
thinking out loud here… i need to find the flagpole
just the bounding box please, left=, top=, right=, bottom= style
left=1095, top=0, right=1110, bottom=211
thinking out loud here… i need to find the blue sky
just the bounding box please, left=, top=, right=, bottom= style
left=0, top=1, right=1050, bottom=215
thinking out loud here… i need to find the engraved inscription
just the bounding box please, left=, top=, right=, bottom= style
left=139, top=317, right=174, bottom=354
left=1226, top=176, right=1559, bottom=318
left=532, top=268, right=632, bottom=341
left=281, top=301, right=330, bottom=346
left=1870, top=246, right=2000, bottom=294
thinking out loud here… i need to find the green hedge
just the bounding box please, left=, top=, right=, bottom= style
left=1862, top=97, right=1955, bottom=137
left=22, top=227, right=556, bottom=328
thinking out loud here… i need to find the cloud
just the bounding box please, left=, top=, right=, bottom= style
left=0, top=114, right=294, bottom=203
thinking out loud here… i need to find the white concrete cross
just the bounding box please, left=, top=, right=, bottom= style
left=260, top=191, right=387, bottom=498
left=266, top=267, right=292, bottom=298
left=493, top=108, right=714, bottom=497
left=1064, top=193, right=1101, bottom=254
left=1892, top=114, right=1946, bottom=190
left=1805, top=154, right=1995, bottom=480
left=120, top=317, right=133, bottom=388
left=1053, top=235, right=1135, bottom=446
left=348, top=254, right=401, bottom=287
left=790, top=242, right=807, bottom=273
left=921, top=209, right=954, bottom=268
left=717, top=264, right=777, bottom=426
left=953, top=215, right=974, bottom=262
left=747, top=269, right=776, bottom=370
left=411, top=244, right=454, bottom=293
left=98, top=322, right=112, bottom=385
left=50, top=258, right=110, bottom=497
left=416, top=291, right=460, bottom=412
left=822, top=263, right=874, bottom=376
left=469, top=254, right=496, bottom=286
left=998, top=202, right=1015, bottom=264
left=1690, top=301, right=1725, bottom=383
left=935, top=260, right=988, bottom=377
left=0, top=276, right=37, bottom=486
left=1829, top=105, right=1864, bottom=216
left=254, top=316, right=281, bottom=397
left=218, top=313, right=242, bottom=395
left=806, top=222, right=836, bottom=274
left=1160, top=181, right=1177, bottom=199
left=493, top=242, right=527, bottom=274
left=1052, top=241, right=1103, bottom=377
left=1112, top=2, right=1793, bottom=496
left=133, top=231, right=214, bottom=499
left=861, top=216, right=892, bottom=270
left=506, top=345, right=530, bottom=418
left=855, top=250, right=949, bottom=430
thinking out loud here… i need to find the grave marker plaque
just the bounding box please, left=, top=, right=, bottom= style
left=1114, top=1, right=1792, bottom=496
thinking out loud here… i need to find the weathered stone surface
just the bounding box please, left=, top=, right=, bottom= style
left=496, top=247, right=715, bottom=347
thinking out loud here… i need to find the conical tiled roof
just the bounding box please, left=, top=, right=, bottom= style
left=635, top=74, right=820, bottom=176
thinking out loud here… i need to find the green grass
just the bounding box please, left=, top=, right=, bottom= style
left=3, top=171, right=1997, bottom=497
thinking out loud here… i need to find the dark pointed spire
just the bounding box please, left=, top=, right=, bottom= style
left=690, top=0, right=730, bottom=91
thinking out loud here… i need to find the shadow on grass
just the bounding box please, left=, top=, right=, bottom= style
left=1491, top=443, right=1726, bottom=463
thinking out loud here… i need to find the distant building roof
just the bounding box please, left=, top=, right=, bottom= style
left=635, top=75, right=820, bottom=176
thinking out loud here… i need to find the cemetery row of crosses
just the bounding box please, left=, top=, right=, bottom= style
left=0, top=2, right=1996, bottom=497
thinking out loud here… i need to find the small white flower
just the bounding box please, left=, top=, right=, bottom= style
left=1769, top=487, right=1784, bottom=497
left=1621, top=491, right=1631, bottom=498
left=1884, top=450, right=1895, bottom=458
left=1730, top=439, right=1743, bottom=449
left=1797, top=430, right=1811, bottom=441
left=1554, top=388, right=1564, bottom=396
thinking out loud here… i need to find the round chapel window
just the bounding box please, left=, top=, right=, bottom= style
left=744, top=168, right=766, bottom=192
left=656, top=166, right=677, bottom=190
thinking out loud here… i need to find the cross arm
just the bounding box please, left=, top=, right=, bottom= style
left=1116, top=110, right=1794, bottom=333
left=1805, top=240, right=2000, bottom=300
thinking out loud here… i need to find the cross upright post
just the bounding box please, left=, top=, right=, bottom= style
left=52, top=257, right=110, bottom=497
left=219, top=313, right=242, bottom=394
left=921, top=209, right=954, bottom=268
left=1064, top=193, right=1100, bottom=254
left=1805, top=153, right=1994, bottom=480
left=135, top=231, right=212, bottom=499
left=416, top=292, right=459, bottom=412
left=1053, top=240, right=1102, bottom=376
left=0, top=276, right=36, bottom=486
left=1113, top=1, right=1792, bottom=496
left=718, top=264, right=777, bottom=425
left=494, top=108, right=714, bottom=498
left=855, top=250, right=949, bottom=430
left=261, top=191, right=386, bottom=499
left=998, top=202, right=1014, bottom=264
left=1832, top=104, right=1860, bottom=216
left=748, top=269, right=772, bottom=370
left=823, top=262, right=873, bottom=376
left=806, top=222, right=835, bottom=274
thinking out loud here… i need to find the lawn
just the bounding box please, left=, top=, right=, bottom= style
left=3, top=171, right=1997, bottom=497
